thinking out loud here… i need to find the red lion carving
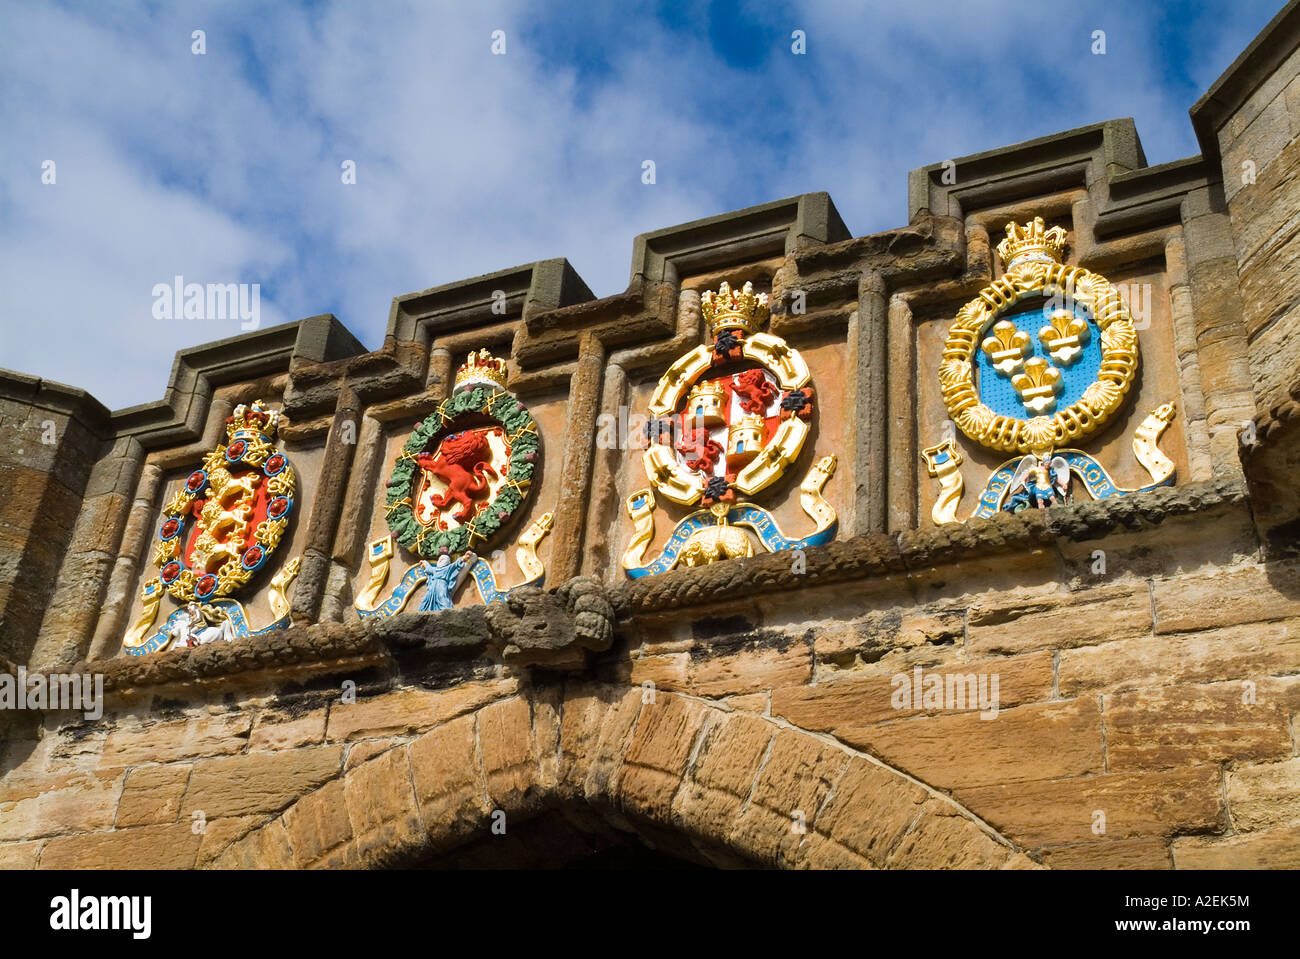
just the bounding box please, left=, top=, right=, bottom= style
left=418, top=431, right=498, bottom=523
left=677, top=423, right=723, bottom=474
left=733, top=369, right=777, bottom=414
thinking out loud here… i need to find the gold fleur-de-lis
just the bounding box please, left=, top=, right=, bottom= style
left=1011, top=356, right=1063, bottom=414
left=1038, top=309, right=1090, bottom=365
left=980, top=320, right=1032, bottom=376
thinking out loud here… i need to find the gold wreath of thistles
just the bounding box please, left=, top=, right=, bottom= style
left=700, top=280, right=769, bottom=336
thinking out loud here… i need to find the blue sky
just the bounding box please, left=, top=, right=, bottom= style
left=0, top=0, right=1284, bottom=410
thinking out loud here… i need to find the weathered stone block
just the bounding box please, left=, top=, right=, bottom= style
left=99, top=713, right=253, bottom=767
left=1058, top=620, right=1300, bottom=696
left=211, top=817, right=295, bottom=869
left=884, top=802, right=1013, bottom=869
left=616, top=693, right=708, bottom=819
left=1039, top=838, right=1172, bottom=869
left=1171, top=824, right=1300, bottom=868
left=181, top=745, right=343, bottom=818
left=834, top=698, right=1103, bottom=790
left=0, top=770, right=124, bottom=842
left=283, top=778, right=352, bottom=867
left=195, top=816, right=263, bottom=867
left=477, top=696, right=538, bottom=808
left=673, top=712, right=773, bottom=833
left=731, top=727, right=847, bottom=866
left=0, top=841, right=42, bottom=869
left=806, top=757, right=930, bottom=867
left=686, top=639, right=812, bottom=697
left=324, top=680, right=516, bottom=741
left=115, top=763, right=191, bottom=828
left=408, top=714, right=490, bottom=848
left=40, top=822, right=202, bottom=869
left=250, top=707, right=328, bottom=751
left=1225, top=757, right=1300, bottom=831
left=1152, top=561, right=1300, bottom=633
left=967, top=585, right=1151, bottom=655
left=342, top=746, right=426, bottom=867
left=772, top=651, right=1052, bottom=729
left=957, top=766, right=1223, bottom=847
left=1103, top=679, right=1298, bottom=770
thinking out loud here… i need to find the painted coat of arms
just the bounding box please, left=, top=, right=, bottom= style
left=354, top=349, right=553, bottom=616
left=924, top=217, right=1177, bottom=523
left=622, top=280, right=837, bottom=576
left=122, top=400, right=301, bottom=655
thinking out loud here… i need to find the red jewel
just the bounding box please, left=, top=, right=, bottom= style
left=196, top=574, right=217, bottom=595
left=227, top=440, right=246, bottom=458
left=161, top=561, right=181, bottom=581
left=266, top=454, right=284, bottom=471
left=244, top=546, right=263, bottom=566
left=186, top=471, right=205, bottom=491
left=269, top=497, right=288, bottom=517
left=161, top=518, right=180, bottom=538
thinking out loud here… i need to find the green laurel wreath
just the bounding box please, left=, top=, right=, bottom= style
left=385, top=385, right=539, bottom=557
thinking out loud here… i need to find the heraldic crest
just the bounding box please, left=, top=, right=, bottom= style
left=122, top=400, right=301, bottom=655
left=622, top=280, right=838, bottom=577
left=355, top=349, right=553, bottom=616
left=923, top=218, right=1177, bottom=523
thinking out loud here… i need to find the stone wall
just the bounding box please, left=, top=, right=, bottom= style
left=1, top=476, right=1296, bottom=869
left=1194, top=2, right=1300, bottom=424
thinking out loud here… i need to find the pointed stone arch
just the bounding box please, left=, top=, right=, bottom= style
left=209, top=683, right=1037, bottom=869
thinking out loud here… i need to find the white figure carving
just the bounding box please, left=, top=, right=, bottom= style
left=168, top=603, right=235, bottom=648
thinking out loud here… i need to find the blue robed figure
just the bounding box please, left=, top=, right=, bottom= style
left=418, top=550, right=475, bottom=611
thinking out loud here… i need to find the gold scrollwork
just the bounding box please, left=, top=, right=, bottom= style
left=121, top=579, right=164, bottom=652
left=622, top=488, right=657, bottom=571
left=356, top=536, right=395, bottom=613
left=514, top=511, right=554, bottom=584
left=921, top=440, right=965, bottom=525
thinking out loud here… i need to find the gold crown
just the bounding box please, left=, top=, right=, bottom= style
left=700, top=280, right=769, bottom=335
left=996, top=217, right=1068, bottom=270
left=454, top=348, right=509, bottom=391
left=226, top=400, right=280, bottom=442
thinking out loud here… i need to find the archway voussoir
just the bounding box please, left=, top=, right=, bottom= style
left=283, top=777, right=353, bottom=868
left=730, top=727, right=849, bottom=867
left=408, top=713, right=493, bottom=854
left=613, top=691, right=710, bottom=822
left=211, top=816, right=295, bottom=870
left=886, top=800, right=1018, bottom=869
left=808, top=756, right=932, bottom=868
left=671, top=709, right=774, bottom=838
left=478, top=696, right=546, bottom=813
left=341, top=745, right=428, bottom=868
left=576, top=686, right=644, bottom=805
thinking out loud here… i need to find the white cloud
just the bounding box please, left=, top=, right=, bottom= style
left=0, top=0, right=1281, bottom=409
